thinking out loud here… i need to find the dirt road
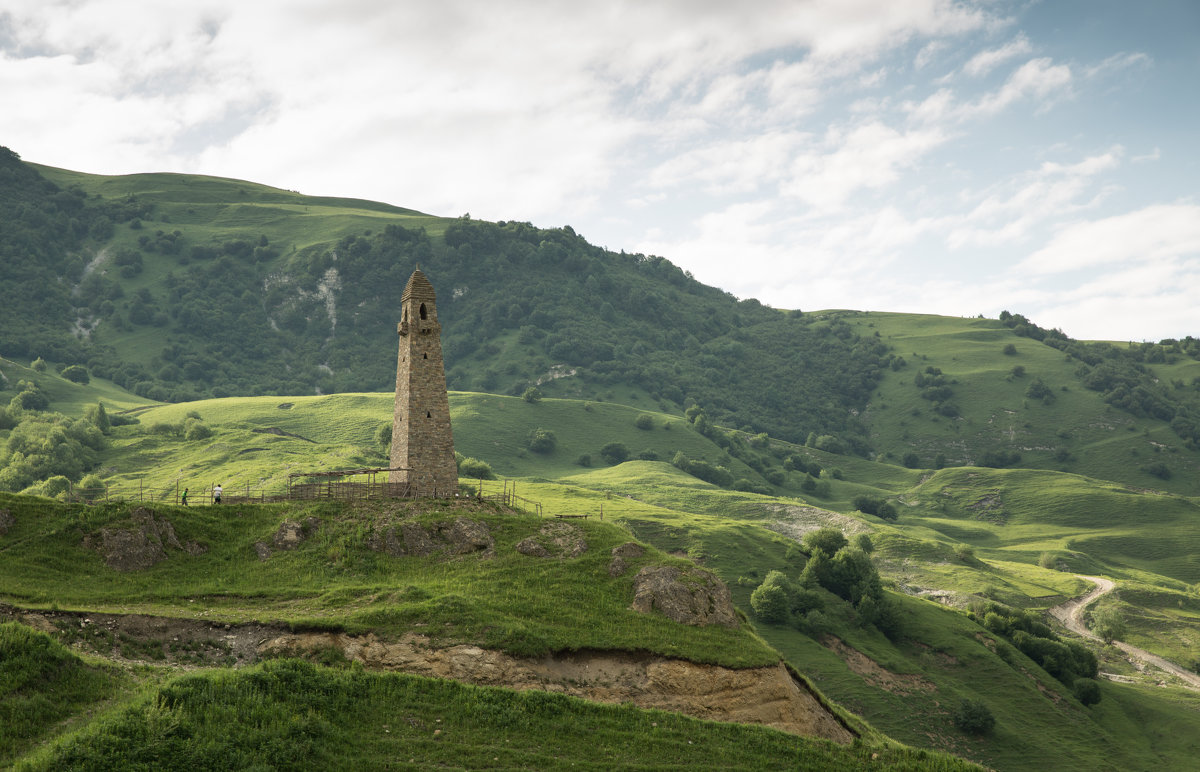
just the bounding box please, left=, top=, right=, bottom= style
left=1049, top=575, right=1200, bottom=691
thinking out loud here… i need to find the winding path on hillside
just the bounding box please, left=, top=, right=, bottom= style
left=1049, top=575, right=1200, bottom=691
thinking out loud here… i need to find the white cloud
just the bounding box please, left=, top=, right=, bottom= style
left=948, top=149, right=1122, bottom=248
left=781, top=121, right=947, bottom=209
left=963, top=57, right=1072, bottom=117
left=961, top=34, right=1031, bottom=77
left=1019, top=204, right=1200, bottom=275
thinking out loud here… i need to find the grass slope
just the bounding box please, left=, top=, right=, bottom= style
left=5, top=387, right=1200, bottom=770
left=14, top=652, right=977, bottom=772
left=844, top=312, right=1200, bottom=496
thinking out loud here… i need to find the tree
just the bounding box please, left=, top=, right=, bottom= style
left=851, top=494, right=883, bottom=516
left=750, top=581, right=790, bottom=624
left=375, top=423, right=392, bottom=447
left=83, top=402, right=111, bottom=434
left=31, top=357, right=47, bottom=372
left=599, top=442, right=629, bottom=465
left=457, top=456, right=495, bottom=480
left=1091, top=607, right=1126, bottom=642
left=527, top=428, right=557, bottom=454
left=1003, top=343, right=1018, bottom=356
left=634, top=413, right=654, bottom=430
left=802, top=527, right=848, bottom=557
left=78, top=473, right=105, bottom=503
left=902, top=452, right=920, bottom=468
left=522, top=386, right=543, bottom=403
left=1073, top=678, right=1102, bottom=706
left=953, top=699, right=995, bottom=735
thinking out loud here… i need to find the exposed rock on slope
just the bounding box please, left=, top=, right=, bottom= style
left=262, top=631, right=854, bottom=743
left=368, top=516, right=494, bottom=558
left=82, top=507, right=205, bottom=571
left=630, top=565, right=739, bottom=628
left=516, top=521, right=587, bottom=558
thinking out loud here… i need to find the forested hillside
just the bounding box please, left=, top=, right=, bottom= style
left=3, top=148, right=1200, bottom=490
left=1, top=149, right=890, bottom=448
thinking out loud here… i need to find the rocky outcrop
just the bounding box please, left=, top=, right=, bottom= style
left=260, top=632, right=854, bottom=744
left=368, top=516, right=494, bottom=559
left=630, top=565, right=739, bottom=628
left=83, top=507, right=204, bottom=571
left=254, top=517, right=320, bottom=560
left=608, top=542, right=644, bottom=577
left=516, top=522, right=587, bottom=559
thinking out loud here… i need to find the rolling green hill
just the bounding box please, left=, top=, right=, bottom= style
left=3, top=380, right=1200, bottom=770
left=5, top=148, right=1200, bottom=498
left=4, top=148, right=1200, bottom=770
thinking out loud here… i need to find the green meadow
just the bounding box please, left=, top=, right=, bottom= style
left=4, top=369, right=1200, bottom=770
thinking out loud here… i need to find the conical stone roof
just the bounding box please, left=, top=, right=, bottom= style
left=402, top=267, right=436, bottom=302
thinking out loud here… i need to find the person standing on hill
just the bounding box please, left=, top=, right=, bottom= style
left=213, top=483, right=223, bottom=504
left=181, top=487, right=189, bottom=506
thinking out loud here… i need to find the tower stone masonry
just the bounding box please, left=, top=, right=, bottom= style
left=389, top=268, right=458, bottom=496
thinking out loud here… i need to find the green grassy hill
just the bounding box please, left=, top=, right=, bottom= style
left=5, top=148, right=1200, bottom=769
left=4, top=382, right=1200, bottom=770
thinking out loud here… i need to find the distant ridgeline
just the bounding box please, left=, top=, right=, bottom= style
left=0, top=148, right=890, bottom=448
left=997, top=311, right=1200, bottom=450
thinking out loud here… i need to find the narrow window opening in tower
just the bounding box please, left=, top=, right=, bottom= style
left=426, top=411, right=431, bottom=418
left=403, top=309, right=408, bottom=323
left=419, top=303, right=428, bottom=320
left=423, top=353, right=428, bottom=359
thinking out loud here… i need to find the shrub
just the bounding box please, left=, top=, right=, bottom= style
left=527, top=428, right=557, bottom=454
left=802, top=527, right=848, bottom=557
left=853, top=533, right=874, bottom=553
left=599, top=442, right=629, bottom=465
left=184, top=421, right=213, bottom=441
left=78, top=473, right=106, bottom=502
left=636, top=448, right=659, bottom=461
left=1141, top=461, right=1171, bottom=480
left=574, top=454, right=592, bottom=467
left=30, top=357, right=47, bottom=372
left=376, top=423, right=392, bottom=447
left=1003, top=343, right=1018, bottom=356
left=876, top=502, right=898, bottom=521
left=953, top=699, right=995, bottom=735
left=84, top=402, right=111, bottom=433
left=954, top=544, right=974, bottom=562
left=521, top=387, right=543, bottom=403
left=1073, top=678, right=1102, bottom=706
left=902, top=452, right=920, bottom=468
left=60, top=365, right=89, bottom=384
left=750, top=570, right=794, bottom=624
left=750, top=582, right=790, bottom=624
left=1038, top=552, right=1058, bottom=570
left=457, top=456, right=495, bottom=480
left=851, top=494, right=883, bottom=516
left=1091, top=607, right=1126, bottom=642
left=634, top=414, right=654, bottom=430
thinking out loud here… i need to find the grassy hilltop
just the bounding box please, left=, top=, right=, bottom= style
left=3, top=371, right=1200, bottom=770
left=4, top=150, right=1200, bottom=769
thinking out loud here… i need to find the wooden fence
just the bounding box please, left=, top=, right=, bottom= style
left=61, top=475, right=542, bottom=515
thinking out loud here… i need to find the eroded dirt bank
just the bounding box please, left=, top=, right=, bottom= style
left=1, top=604, right=854, bottom=744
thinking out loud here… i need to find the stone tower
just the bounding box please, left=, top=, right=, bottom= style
left=389, top=268, right=457, bottom=496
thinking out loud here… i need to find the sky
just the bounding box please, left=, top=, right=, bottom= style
left=2, top=0, right=1198, bottom=342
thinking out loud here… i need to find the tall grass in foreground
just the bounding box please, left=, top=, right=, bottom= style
left=19, top=657, right=979, bottom=772
left=0, top=623, right=125, bottom=764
